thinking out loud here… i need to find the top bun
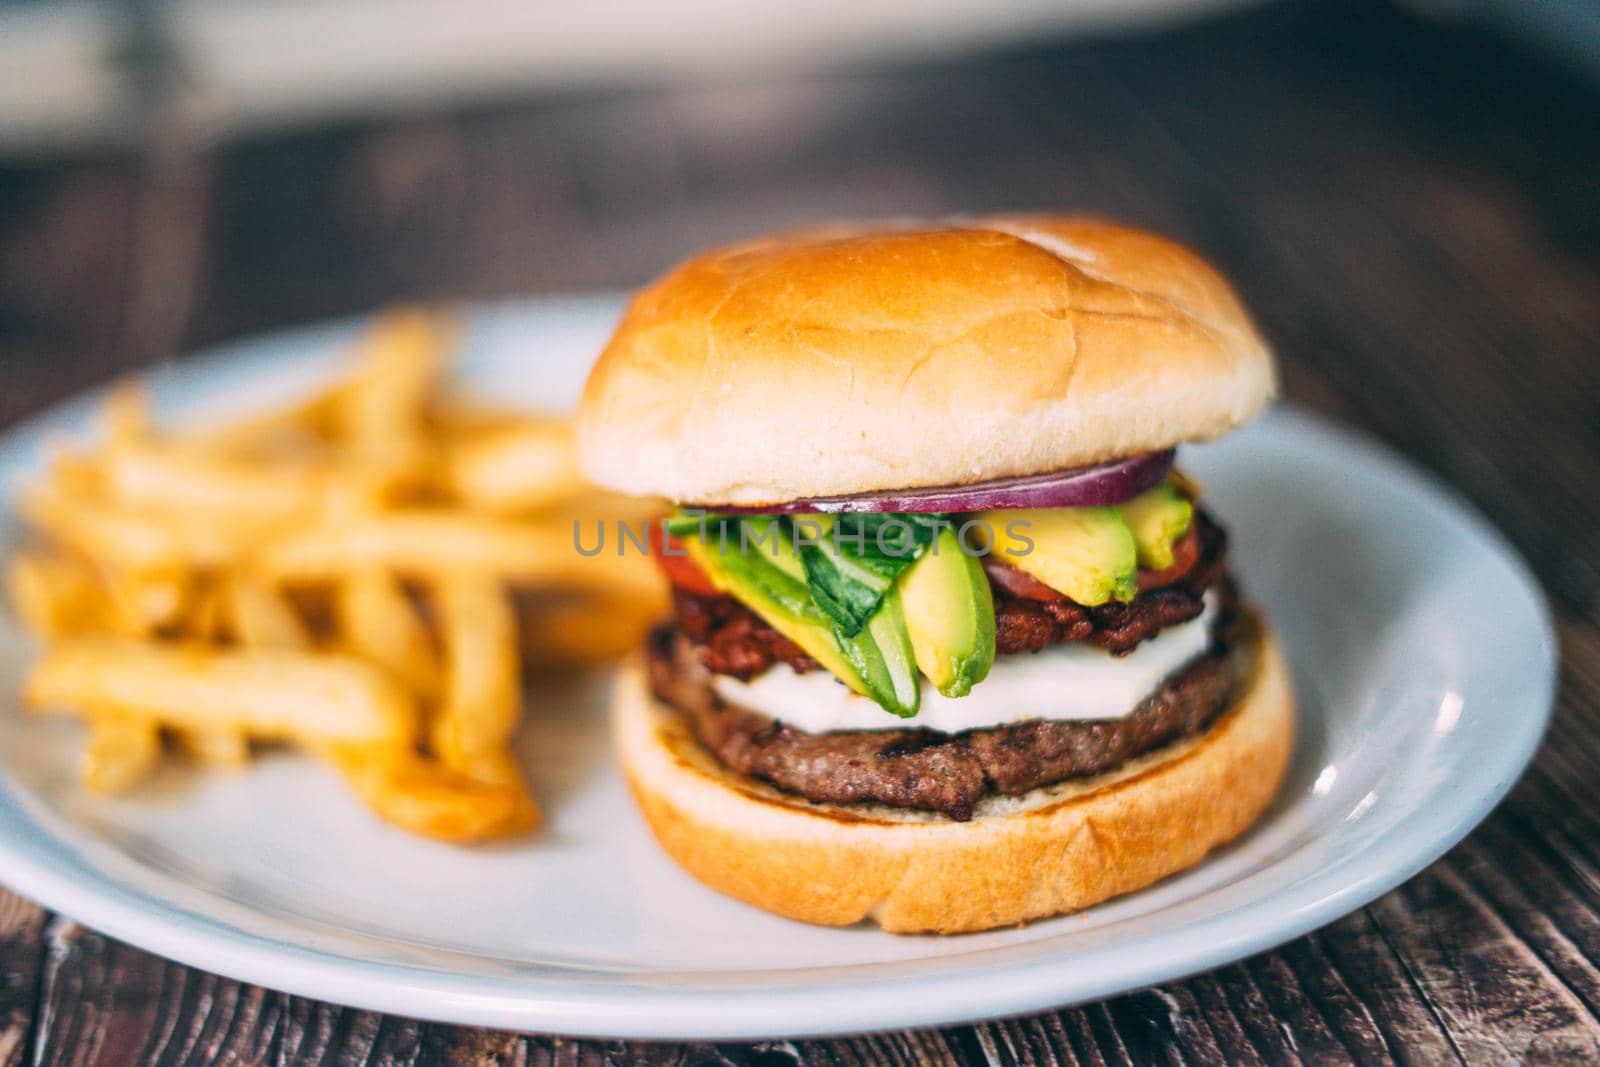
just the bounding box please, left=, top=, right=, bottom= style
left=577, top=216, right=1275, bottom=505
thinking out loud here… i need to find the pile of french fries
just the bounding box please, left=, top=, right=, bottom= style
left=5, top=309, right=664, bottom=841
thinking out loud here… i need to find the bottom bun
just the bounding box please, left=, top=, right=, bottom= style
left=612, top=610, right=1294, bottom=934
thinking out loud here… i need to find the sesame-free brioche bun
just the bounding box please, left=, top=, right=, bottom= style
left=613, top=610, right=1293, bottom=934
left=578, top=217, right=1275, bottom=505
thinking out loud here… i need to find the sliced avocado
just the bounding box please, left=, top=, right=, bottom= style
left=684, top=532, right=849, bottom=671
left=684, top=526, right=920, bottom=716
left=977, top=506, right=1138, bottom=605
left=836, top=589, right=921, bottom=717
left=1119, top=482, right=1194, bottom=571
left=899, top=526, right=995, bottom=697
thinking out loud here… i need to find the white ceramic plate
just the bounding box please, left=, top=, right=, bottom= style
left=0, top=297, right=1555, bottom=1040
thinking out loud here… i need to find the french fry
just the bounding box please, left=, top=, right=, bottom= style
left=433, top=575, right=520, bottom=762
left=203, top=573, right=308, bottom=763
left=430, top=398, right=522, bottom=435
left=99, top=566, right=188, bottom=638
left=336, top=310, right=453, bottom=486
left=26, top=640, right=419, bottom=747
left=81, top=714, right=162, bottom=794
left=175, top=385, right=344, bottom=458
left=445, top=746, right=526, bottom=790
left=19, top=486, right=180, bottom=571
left=429, top=575, right=540, bottom=830
left=343, top=311, right=452, bottom=434
left=19, top=484, right=274, bottom=572
left=42, top=442, right=103, bottom=498
left=176, top=727, right=251, bottom=767
left=6, top=550, right=107, bottom=639
left=444, top=421, right=586, bottom=513
left=260, top=511, right=660, bottom=598
left=336, top=569, right=440, bottom=701
left=222, top=575, right=311, bottom=649
left=183, top=578, right=227, bottom=641
left=101, top=442, right=327, bottom=526
left=325, top=746, right=537, bottom=841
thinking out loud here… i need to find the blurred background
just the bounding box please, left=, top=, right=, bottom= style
left=1, top=0, right=1595, bottom=449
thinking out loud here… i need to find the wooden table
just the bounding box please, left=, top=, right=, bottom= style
left=2, top=1, right=1597, bottom=1062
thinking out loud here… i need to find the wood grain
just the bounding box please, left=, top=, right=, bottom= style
left=2, top=0, right=1598, bottom=1062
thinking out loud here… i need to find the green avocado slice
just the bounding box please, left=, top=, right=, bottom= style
left=1119, top=482, right=1194, bottom=571
left=899, top=525, right=996, bottom=697
left=683, top=525, right=920, bottom=716
left=977, top=506, right=1139, bottom=606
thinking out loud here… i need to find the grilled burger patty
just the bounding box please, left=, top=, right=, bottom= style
left=646, top=593, right=1249, bottom=822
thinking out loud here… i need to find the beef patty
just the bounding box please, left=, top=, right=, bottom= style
left=673, top=510, right=1229, bottom=681
left=647, top=586, right=1252, bottom=822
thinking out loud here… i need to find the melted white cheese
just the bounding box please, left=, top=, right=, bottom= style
left=713, top=595, right=1216, bottom=734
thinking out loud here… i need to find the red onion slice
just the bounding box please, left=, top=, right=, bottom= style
left=720, top=450, right=1174, bottom=514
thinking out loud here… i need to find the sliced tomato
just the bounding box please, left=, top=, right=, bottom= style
left=649, top=523, right=720, bottom=596
left=981, top=557, right=1066, bottom=602
left=1137, top=524, right=1201, bottom=592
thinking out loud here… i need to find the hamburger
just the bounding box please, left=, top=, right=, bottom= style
left=577, top=217, right=1292, bottom=934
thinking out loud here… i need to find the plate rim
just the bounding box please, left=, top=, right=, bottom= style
left=0, top=296, right=1557, bottom=1039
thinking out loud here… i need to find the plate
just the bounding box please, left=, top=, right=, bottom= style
left=0, top=296, right=1555, bottom=1039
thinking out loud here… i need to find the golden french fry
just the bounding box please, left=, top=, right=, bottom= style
left=101, top=442, right=327, bottom=526
left=444, top=421, right=587, bottom=512
left=183, top=578, right=226, bottom=641
left=433, top=575, right=520, bottom=762
left=6, top=550, right=106, bottom=639
left=20, top=486, right=179, bottom=570
left=336, top=310, right=454, bottom=486
left=175, top=386, right=345, bottom=457
left=176, top=727, right=250, bottom=767
left=261, top=511, right=661, bottom=598
left=343, top=310, right=453, bottom=433
left=446, top=746, right=524, bottom=789
left=27, top=640, right=419, bottom=747
left=446, top=746, right=540, bottom=828
left=205, top=575, right=305, bottom=768
left=177, top=575, right=253, bottom=762
left=315, top=466, right=398, bottom=516
left=336, top=569, right=440, bottom=701
left=105, top=440, right=416, bottom=522
left=99, top=566, right=188, bottom=638
left=325, top=746, right=537, bottom=841
left=430, top=398, right=522, bottom=435
left=429, top=576, right=541, bottom=831
left=19, top=484, right=275, bottom=572
left=81, top=713, right=162, bottom=794
left=44, top=439, right=104, bottom=498
left=222, top=575, right=311, bottom=649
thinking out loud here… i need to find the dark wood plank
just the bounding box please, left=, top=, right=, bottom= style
left=1368, top=865, right=1600, bottom=1062
left=0, top=887, right=47, bottom=1067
